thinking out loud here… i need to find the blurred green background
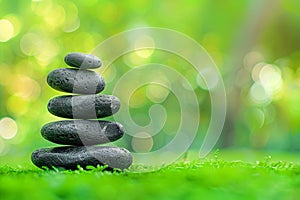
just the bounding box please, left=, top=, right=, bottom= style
left=1, top=0, right=300, bottom=166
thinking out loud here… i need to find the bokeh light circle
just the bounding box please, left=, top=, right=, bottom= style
left=0, top=117, right=18, bottom=140
left=0, top=19, right=14, bottom=42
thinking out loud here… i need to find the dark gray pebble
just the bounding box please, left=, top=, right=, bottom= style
left=41, top=120, right=124, bottom=145
left=48, top=94, right=120, bottom=119
left=47, top=68, right=105, bottom=94
left=31, top=146, right=132, bottom=170
left=64, top=53, right=102, bottom=69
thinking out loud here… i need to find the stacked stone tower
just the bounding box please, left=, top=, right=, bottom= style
left=31, top=53, right=132, bottom=170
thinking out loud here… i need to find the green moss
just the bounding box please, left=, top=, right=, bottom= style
left=1, top=155, right=300, bottom=200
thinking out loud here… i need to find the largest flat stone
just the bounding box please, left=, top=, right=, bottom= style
left=47, top=68, right=105, bottom=94
left=41, top=120, right=124, bottom=145
left=48, top=94, right=120, bottom=119
left=31, top=146, right=132, bottom=170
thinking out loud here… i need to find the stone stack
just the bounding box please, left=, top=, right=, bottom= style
left=31, top=53, right=132, bottom=170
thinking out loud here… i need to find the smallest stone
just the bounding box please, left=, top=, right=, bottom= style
left=64, top=52, right=102, bottom=69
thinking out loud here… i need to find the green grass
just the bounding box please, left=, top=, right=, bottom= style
left=1, top=151, right=300, bottom=200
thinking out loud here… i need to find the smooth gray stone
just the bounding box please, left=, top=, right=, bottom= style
left=41, top=120, right=124, bottom=145
left=64, top=53, right=102, bottom=69
left=31, top=146, right=132, bottom=170
left=47, top=68, right=105, bottom=94
left=48, top=94, right=120, bottom=119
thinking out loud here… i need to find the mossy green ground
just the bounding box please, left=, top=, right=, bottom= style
left=1, top=150, right=300, bottom=200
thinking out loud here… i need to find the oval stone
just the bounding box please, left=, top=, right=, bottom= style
left=64, top=53, right=102, bottom=69
left=31, top=146, right=132, bottom=170
left=41, top=120, right=124, bottom=145
left=47, top=94, right=120, bottom=119
left=47, top=68, right=105, bottom=94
